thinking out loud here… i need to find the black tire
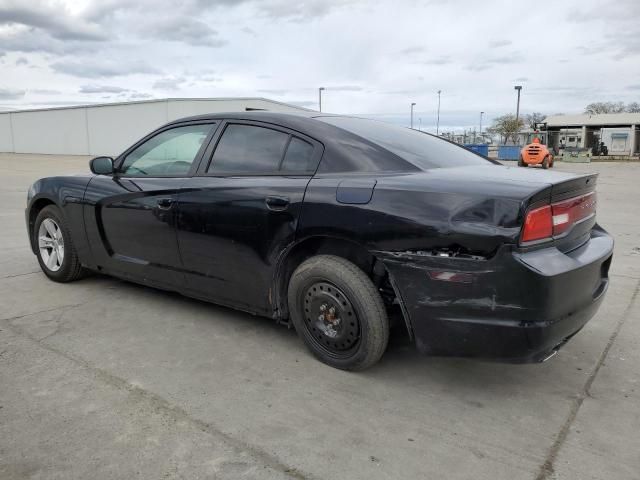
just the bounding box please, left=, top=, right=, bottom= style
left=288, top=255, right=389, bottom=371
left=518, top=156, right=526, bottom=167
left=542, top=156, right=549, bottom=169
left=34, top=205, right=85, bottom=282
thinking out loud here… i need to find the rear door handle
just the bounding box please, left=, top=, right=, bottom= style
left=265, top=196, right=290, bottom=211
left=157, top=198, right=174, bottom=210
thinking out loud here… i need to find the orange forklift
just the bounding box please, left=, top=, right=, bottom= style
left=519, top=136, right=554, bottom=169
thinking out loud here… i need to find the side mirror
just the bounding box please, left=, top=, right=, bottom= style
left=89, top=156, right=114, bottom=175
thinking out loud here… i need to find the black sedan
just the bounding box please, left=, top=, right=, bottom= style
left=26, top=112, right=613, bottom=370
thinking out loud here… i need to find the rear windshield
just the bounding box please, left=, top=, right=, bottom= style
left=317, top=116, right=492, bottom=170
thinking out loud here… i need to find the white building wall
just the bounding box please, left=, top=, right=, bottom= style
left=87, top=101, right=169, bottom=156
left=11, top=108, right=89, bottom=155
left=0, top=98, right=309, bottom=156
left=0, top=113, right=13, bottom=152
left=601, top=127, right=633, bottom=155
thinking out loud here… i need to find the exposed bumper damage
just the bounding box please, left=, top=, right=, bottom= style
left=376, top=226, right=614, bottom=362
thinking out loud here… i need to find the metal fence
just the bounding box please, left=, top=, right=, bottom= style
left=463, top=144, right=489, bottom=156
left=497, top=145, right=521, bottom=161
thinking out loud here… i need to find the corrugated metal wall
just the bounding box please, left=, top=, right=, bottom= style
left=0, top=98, right=309, bottom=156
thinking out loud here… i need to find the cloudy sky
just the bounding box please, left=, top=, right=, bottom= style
left=1, top=0, right=639, bottom=131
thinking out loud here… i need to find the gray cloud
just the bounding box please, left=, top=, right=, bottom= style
left=326, top=85, right=363, bottom=92
left=128, top=92, right=154, bottom=99
left=0, top=87, right=25, bottom=100
left=140, top=16, right=226, bottom=47
left=152, top=77, right=186, bottom=91
left=0, top=2, right=106, bottom=41
left=29, top=89, right=61, bottom=95
left=15, top=57, right=28, bottom=66
left=51, top=60, right=160, bottom=78
left=259, top=89, right=288, bottom=94
left=79, top=84, right=130, bottom=94
left=421, top=56, right=451, bottom=65
left=514, top=77, right=528, bottom=82
left=466, top=53, right=520, bottom=71
left=488, top=39, right=511, bottom=48
left=400, top=46, right=426, bottom=55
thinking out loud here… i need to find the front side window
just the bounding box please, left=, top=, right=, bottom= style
left=121, top=124, right=212, bottom=176
left=208, top=124, right=289, bottom=174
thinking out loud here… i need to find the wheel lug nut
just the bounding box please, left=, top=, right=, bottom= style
left=318, top=315, right=325, bottom=321
left=320, top=304, right=327, bottom=312
left=329, top=307, right=335, bottom=315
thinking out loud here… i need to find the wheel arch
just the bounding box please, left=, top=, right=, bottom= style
left=28, top=196, right=58, bottom=254
left=273, top=235, right=413, bottom=340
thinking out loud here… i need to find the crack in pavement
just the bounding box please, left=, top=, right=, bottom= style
left=0, top=307, right=312, bottom=480
left=1, top=271, right=41, bottom=279
left=534, top=279, right=640, bottom=480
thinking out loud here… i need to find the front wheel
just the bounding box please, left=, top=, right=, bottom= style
left=287, top=255, right=389, bottom=370
left=34, top=205, right=85, bottom=282
left=518, top=156, right=526, bottom=167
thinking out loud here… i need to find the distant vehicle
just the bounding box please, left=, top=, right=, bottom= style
left=519, top=137, right=554, bottom=168
left=26, top=113, right=613, bottom=370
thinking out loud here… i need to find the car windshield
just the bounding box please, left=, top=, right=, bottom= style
left=317, top=116, right=493, bottom=170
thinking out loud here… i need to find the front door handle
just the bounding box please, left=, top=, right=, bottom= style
left=157, top=198, right=174, bottom=210
left=265, top=196, right=290, bottom=211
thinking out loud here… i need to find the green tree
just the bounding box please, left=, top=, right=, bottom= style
left=487, top=114, right=524, bottom=144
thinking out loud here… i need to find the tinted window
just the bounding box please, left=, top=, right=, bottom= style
left=121, top=124, right=212, bottom=176
left=317, top=116, right=492, bottom=170
left=209, top=124, right=289, bottom=173
left=281, top=137, right=315, bottom=172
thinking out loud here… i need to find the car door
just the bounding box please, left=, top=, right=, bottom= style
left=83, top=122, right=217, bottom=288
left=176, top=120, right=323, bottom=314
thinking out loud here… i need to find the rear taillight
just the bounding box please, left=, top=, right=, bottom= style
left=521, top=205, right=553, bottom=243
left=521, top=192, right=596, bottom=244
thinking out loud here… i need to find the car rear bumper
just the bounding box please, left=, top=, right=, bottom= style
left=379, top=225, right=613, bottom=362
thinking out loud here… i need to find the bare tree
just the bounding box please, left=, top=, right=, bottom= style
left=584, top=102, right=626, bottom=114
left=626, top=102, right=640, bottom=113
left=524, top=112, right=545, bottom=129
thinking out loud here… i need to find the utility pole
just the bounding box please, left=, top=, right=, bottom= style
left=418, top=118, right=422, bottom=131
left=479, top=111, right=484, bottom=138
left=318, top=87, right=325, bottom=112
left=436, top=90, right=442, bottom=135
left=410, top=102, right=416, bottom=129
left=514, top=86, right=522, bottom=122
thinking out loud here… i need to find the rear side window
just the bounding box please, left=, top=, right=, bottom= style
left=208, top=124, right=288, bottom=174
left=317, top=116, right=492, bottom=170
left=281, top=137, right=315, bottom=172
left=208, top=123, right=318, bottom=174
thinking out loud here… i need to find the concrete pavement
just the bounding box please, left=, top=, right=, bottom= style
left=1, top=153, right=638, bottom=479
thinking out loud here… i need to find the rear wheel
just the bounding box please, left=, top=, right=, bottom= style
left=34, top=205, right=85, bottom=282
left=287, top=255, right=389, bottom=370
left=518, top=156, right=526, bottom=167
left=542, top=156, right=550, bottom=169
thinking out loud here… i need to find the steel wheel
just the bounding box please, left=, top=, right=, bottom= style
left=302, top=281, right=361, bottom=359
left=38, top=218, right=64, bottom=272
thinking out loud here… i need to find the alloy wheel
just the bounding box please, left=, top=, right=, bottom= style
left=38, top=218, right=64, bottom=272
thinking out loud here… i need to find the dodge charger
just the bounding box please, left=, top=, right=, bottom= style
left=26, top=112, right=613, bottom=370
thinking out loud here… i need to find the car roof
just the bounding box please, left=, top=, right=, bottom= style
left=166, top=111, right=349, bottom=136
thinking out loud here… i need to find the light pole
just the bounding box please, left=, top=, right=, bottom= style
left=436, top=90, right=442, bottom=135
left=410, top=102, right=416, bottom=129
left=418, top=118, right=422, bottom=131
left=479, top=111, right=484, bottom=138
left=514, top=86, right=522, bottom=122
left=318, top=87, right=325, bottom=112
